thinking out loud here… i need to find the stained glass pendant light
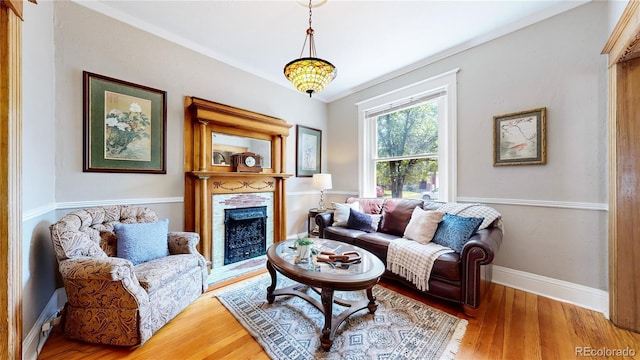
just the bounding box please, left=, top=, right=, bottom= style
left=284, top=0, right=337, bottom=97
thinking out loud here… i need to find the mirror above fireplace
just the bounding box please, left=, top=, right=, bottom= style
left=212, top=133, right=271, bottom=168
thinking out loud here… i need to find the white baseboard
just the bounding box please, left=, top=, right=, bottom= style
left=23, top=288, right=67, bottom=360
left=492, top=265, right=609, bottom=318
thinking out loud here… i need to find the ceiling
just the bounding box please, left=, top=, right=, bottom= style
left=75, top=0, right=588, bottom=103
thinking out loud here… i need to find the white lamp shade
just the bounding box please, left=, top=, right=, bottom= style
left=312, top=173, right=333, bottom=190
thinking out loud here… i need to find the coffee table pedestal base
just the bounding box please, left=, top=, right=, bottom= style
left=266, top=260, right=378, bottom=351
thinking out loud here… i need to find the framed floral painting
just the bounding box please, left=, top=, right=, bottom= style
left=296, top=125, right=322, bottom=177
left=83, top=71, right=166, bottom=173
left=493, top=107, right=546, bottom=166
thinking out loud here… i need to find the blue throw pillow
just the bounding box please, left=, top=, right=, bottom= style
left=432, top=214, right=484, bottom=253
left=115, top=219, right=169, bottom=265
left=346, top=208, right=376, bottom=233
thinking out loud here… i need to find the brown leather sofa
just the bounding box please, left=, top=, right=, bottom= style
left=315, top=197, right=503, bottom=316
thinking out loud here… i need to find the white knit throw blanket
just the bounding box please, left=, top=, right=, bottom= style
left=387, top=238, right=454, bottom=291
left=436, top=202, right=503, bottom=232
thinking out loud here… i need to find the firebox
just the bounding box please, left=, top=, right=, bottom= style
left=223, top=206, right=267, bottom=265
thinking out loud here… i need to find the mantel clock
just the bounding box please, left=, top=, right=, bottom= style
left=231, top=152, right=263, bottom=173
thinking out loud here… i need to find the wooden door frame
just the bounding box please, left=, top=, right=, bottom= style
left=603, top=0, right=640, bottom=333
left=0, top=0, right=23, bottom=358
left=0, top=0, right=22, bottom=355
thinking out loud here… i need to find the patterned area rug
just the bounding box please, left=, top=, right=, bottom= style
left=213, top=274, right=467, bottom=360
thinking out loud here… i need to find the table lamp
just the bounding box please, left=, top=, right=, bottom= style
left=312, top=173, right=333, bottom=211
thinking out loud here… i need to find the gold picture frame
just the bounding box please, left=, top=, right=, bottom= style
left=83, top=71, right=167, bottom=173
left=493, top=107, right=546, bottom=166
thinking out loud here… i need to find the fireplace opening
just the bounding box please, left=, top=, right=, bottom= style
left=224, top=206, right=267, bottom=265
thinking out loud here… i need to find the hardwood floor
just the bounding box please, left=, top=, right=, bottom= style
left=38, top=276, right=640, bottom=360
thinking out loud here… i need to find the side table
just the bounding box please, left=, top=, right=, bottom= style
left=308, top=208, right=333, bottom=237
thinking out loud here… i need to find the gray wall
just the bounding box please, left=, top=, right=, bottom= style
left=608, top=0, right=628, bottom=35
left=327, top=1, right=609, bottom=290
left=22, top=0, right=57, bottom=339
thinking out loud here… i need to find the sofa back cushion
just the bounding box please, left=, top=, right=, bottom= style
left=379, top=199, right=424, bottom=236
left=50, top=205, right=159, bottom=261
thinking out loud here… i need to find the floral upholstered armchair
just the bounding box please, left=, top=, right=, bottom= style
left=49, top=205, right=208, bottom=346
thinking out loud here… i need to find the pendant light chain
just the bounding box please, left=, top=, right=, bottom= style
left=308, top=1, right=316, bottom=58
left=309, top=0, right=313, bottom=29
left=300, top=0, right=316, bottom=59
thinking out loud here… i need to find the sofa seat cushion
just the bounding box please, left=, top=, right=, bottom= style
left=430, top=252, right=461, bottom=281
left=323, top=227, right=362, bottom=244
left=135, top=254, right=200, bottom=294
left=353, top=232, right=399, bottom=262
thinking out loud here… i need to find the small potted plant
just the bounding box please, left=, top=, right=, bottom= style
left=294, top=237, right=314, bottom=263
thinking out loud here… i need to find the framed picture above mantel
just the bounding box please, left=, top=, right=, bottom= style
left=83, top=71, right=167, bottom=174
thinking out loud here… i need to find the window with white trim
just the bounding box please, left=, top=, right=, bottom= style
left=357, top=69, right=458, bottom=202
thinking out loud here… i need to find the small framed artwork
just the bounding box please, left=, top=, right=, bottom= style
left=493, top=107, right=546, bottom=166
left=296, top=125, right=322, bottom=177
left=83, top=71, right=167, bottom=173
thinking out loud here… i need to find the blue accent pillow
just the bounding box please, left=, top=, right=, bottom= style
left=346, top=208, right=376, bottom=233
left=432, top=214, right=484, bottom=253
left=115, top=219, right=169, bottom=265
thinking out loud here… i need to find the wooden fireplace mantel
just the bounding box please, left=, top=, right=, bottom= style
left=183, top=97, right=293, bottom=269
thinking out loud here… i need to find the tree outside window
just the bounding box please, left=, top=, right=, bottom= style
left=374, top=101, right=440, bottom=199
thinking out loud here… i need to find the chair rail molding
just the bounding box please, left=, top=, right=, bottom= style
left=457, top=197, right=608, bottom=212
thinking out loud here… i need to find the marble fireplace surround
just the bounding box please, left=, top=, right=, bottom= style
left=212, top=192, right=274, bottom=270
left=183, top=97, right=292, bottom=272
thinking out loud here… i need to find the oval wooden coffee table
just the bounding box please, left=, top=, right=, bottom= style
left=266, top=238, right=385, bottom=351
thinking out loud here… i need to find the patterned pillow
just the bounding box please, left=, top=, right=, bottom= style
left=432, top=214, right=483, bottom=253
left=115, top=219, right=169, bottom=265
left=332, top=202, right=360, bottom=227
left=403, top=207, right=444, bottom=244
left=346, top=208, right=377, bottom=232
